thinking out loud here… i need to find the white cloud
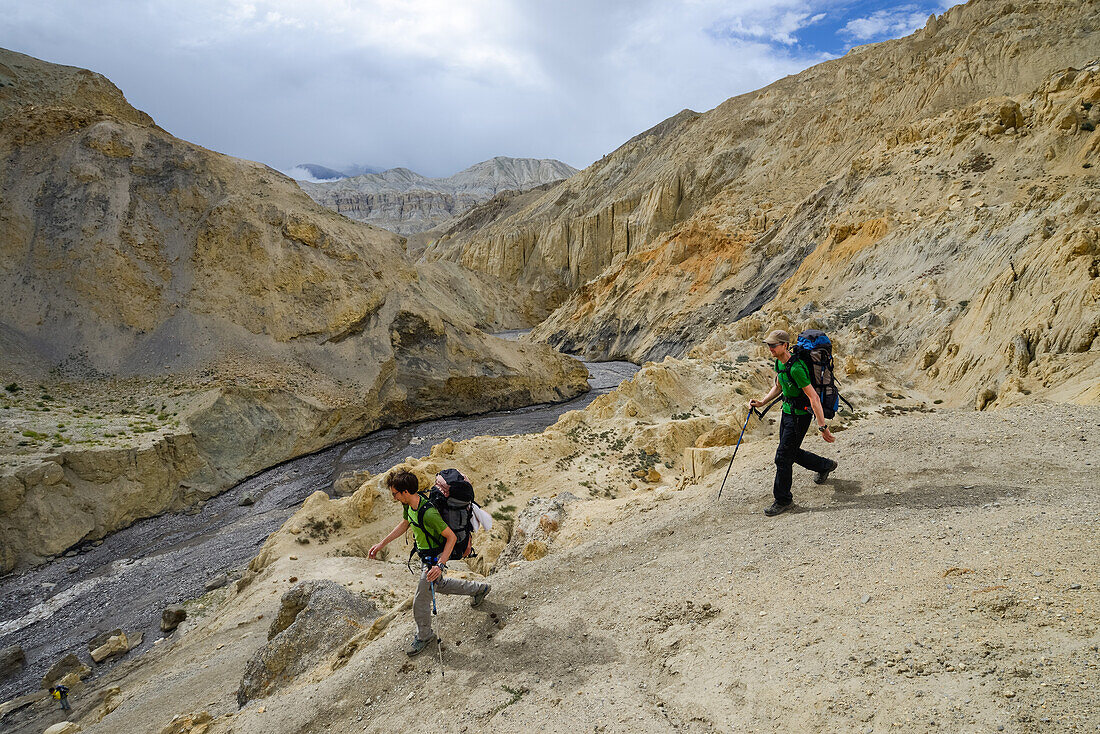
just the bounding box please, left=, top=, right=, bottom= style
left=0, top=0, right=938, bottom=176
left=840, top=6, right=929, bottom=42
left=708, top=2, right=828, bottom=46
left=280, top=166, right=334, bottom=183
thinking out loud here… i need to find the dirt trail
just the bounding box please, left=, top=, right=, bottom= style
left=11, top=404, right=1094, bottom=734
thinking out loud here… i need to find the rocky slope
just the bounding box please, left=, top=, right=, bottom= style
left=0, top=48, right=588, bottom=573
left=5, top=347, right=1095, bottom=733
left=299, top=157, right=578, bottom=234
left=422, top=0, right=1100, bottom=409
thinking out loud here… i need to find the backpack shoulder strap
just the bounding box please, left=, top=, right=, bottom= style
left=408, top=495, right=444, bottom=543
left=777, top=353, right=806, bottom=376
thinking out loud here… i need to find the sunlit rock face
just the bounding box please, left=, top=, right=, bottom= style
left=422, top=0, right=1100, bottom=407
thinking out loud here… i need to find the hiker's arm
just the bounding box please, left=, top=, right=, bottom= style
left=425, top=527, right=457, bottom=582
left=369, top=520, right=409, bottom=559
left=750, top=378, right=782, bottom=408
left=802, top=385, right=836, bottom=443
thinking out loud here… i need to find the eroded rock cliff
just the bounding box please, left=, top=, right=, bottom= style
left=299, top=157, right=578, bottom=234
left=0, top=49, right=588, bottom=572
left=423, top=0, right=1099, bottom=408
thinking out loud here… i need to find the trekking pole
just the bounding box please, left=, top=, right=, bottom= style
left=430, top=581, right=437, bottom=615
left=716, top=399, right=778, bottom=501
left=716, top=410, right=752, bottom=501
left=437, top=638, right=445, bottom=678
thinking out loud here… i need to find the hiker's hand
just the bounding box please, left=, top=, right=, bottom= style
left=368, top=543, right=382, bottom=559
left=426, top=565, right=443, bottom=582
left=821, top=427, right=836, bottom=443
left=749, top=399, right=762, bottom=408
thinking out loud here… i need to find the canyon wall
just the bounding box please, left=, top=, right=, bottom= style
left=422, top=0, right=1099, bottom=408
left=0, top=49, right=588, bottom=571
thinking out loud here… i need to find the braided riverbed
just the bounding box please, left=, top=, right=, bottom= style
left=0, top=357, right=638, bottom=703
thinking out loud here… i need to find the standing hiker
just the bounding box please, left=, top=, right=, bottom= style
left=749, top=330, right=837, bottom=516
left=368, top=470, right=490, bottom=656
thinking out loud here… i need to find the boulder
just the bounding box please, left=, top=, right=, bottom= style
left=236, top=580, right=378, bottom=706
left=43, top=723, right=81, bottom=734
left=41, top=654, right=90, bottom=689
left=87, top=628, right=123, bottom=651
left=495, top=492, right=579, bottom=568
left=203, top=573, right=229, bottom=592
left=162, top=605, right=187, bottom=633
left=0, top=644, right=25, bottom=679
left=90, top=631, right=129, bottom=664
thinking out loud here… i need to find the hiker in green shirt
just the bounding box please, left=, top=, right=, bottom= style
left=369, top=470, right=490, bottom=656
left=749, top=330, right=837, bottom=516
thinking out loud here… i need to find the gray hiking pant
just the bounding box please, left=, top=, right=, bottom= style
left=413, top=562, right=487, bottom=641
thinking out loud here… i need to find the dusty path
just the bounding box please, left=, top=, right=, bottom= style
left=12, top=403, right=1094, bottom=734
left=0, top=361, right=638, bottom=704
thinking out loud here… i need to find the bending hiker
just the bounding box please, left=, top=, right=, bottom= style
left=50, top=684, right=70, bottom=711
left=368, top=470, right=490, bottom=656
left=749, top=330, right=837, bottom=516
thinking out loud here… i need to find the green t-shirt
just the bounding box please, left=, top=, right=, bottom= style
left=403, top=500, right=449, bottom=550
left=775, top=357, right=812, bottom=415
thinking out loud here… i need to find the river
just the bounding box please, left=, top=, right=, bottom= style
left=0, top=357, right=638, bottom=702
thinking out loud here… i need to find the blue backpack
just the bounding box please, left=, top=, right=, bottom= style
left=778, top=329, right=852, bottom=419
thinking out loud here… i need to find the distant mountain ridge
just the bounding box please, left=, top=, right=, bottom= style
left=299, top=156, right=578, bottom=234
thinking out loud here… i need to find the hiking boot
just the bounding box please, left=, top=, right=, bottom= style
left=813, top=459, right=838, bottom=485
left=471, top=584, right=491, bottom=608
left=764, top=501, right=793, bottom=517
left=406, top=634, right=437, bottom=657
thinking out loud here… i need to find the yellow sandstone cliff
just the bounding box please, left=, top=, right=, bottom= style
left=423, top=0, right=1099, bottom=407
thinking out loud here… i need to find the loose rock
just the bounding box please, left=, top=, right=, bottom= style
left=162, top=605, right=187, bottom=633
left=41, top=653, right=90, bottom=689
left=237, top=580, right=378, bottom=706
left=44, top=723, right=82, bottom=734
left=90, top=631, right=130, bottom=664
left=204, top=573, right=229, bottom=592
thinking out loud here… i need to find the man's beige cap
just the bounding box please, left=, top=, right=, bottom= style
left=763, top=329, right=791, bottom=345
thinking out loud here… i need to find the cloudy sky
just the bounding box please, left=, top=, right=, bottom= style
left=2, top=0, right=956, bottom=177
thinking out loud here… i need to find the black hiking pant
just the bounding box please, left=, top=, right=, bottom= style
left=773, top=411, right=831, bottom=505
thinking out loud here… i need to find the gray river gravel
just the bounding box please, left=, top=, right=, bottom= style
left=0, top=358, right=638, bottom=702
